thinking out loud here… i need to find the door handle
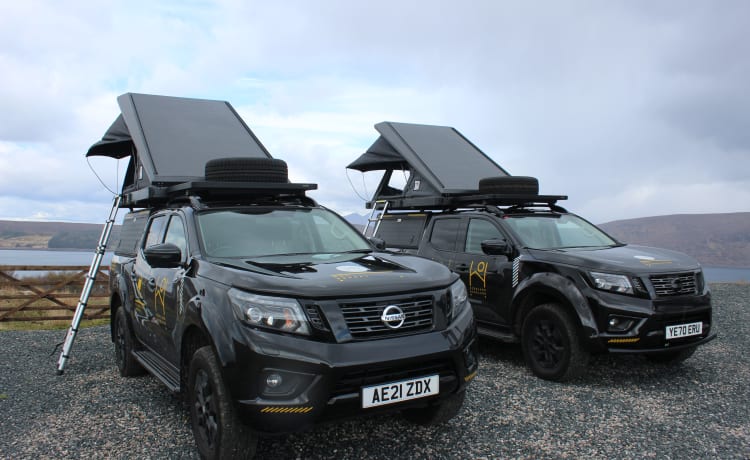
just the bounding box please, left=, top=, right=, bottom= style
left=454, top=264, right=469, bottom=271
left=148, top=278, right=156, bottom=288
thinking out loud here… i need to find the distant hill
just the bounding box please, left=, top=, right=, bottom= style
left=599, top=212, right=750, bottom=268
left=1, top=213, right=748, bottom=268
left=0, top=220, right=121, bottom=251
left=343, top=213, right=368, bottom=227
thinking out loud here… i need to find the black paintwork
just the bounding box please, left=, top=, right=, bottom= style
left=392, top=208, right=715, bottom=356
left=109, top=202, right=478, bottom=435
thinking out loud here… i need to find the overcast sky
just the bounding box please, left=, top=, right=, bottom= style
left=1, top=0, right=748, bottom=225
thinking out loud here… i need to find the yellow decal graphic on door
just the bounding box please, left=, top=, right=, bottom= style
left=154, top=277, right=168, bottom=323
left=134, top=277, right=145, bottom=309
left=469, top=261, right=488, bottom=298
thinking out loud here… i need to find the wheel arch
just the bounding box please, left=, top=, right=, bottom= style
left=180, top=324, right=211, bottom=393
left=109, top=292, right=122, bottom=342
left=109, top=271, right=134, bottom=341
left=511, top=272, right=597, bottom=338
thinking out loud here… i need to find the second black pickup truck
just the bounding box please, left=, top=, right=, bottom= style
left=348, top=121, right=716, bottom=382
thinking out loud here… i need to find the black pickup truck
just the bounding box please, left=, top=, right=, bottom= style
left=373, top=195, right=715, bottom=381
left=108, top=165, right=477, bottom=458
left=348, top=121, right=716, bottom=382
left=87, top=95, right=477, bottom=459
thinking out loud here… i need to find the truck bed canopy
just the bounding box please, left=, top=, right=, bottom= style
left=86, top=93, right=276, bottom=207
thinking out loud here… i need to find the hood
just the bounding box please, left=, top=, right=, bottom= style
left=197, top=252, right=455, bottom=298
left=527, top=244, right=702, bottom=273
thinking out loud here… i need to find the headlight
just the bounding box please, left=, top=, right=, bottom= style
left=589, top=271, right=634, bottom=295
left=448, top=279, right=469, bottom=322
left=228, top=288, right=310, bottom=336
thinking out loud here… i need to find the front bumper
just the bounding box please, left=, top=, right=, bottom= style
left=223, top=305, right=477, bottom=434
left=583, top=288, right=714, bottom=354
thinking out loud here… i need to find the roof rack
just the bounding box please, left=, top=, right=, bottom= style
left=151, top=181, right=318, bottom=209
left=120, top=181, right=317, bottom=209
left=366, top=192, right=568, bottom=211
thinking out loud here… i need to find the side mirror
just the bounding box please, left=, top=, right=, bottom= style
left=144, top=243, right=183, bottom=268
left=369, top=237, right=386, bottom=250
left=481, top=238, right=512, bottom=257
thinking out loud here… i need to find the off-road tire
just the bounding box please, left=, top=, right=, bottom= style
left=478, top=176, right=539, bottom=195
left=188, top=346, right=258, bottom=460
left=645, top=347, right=696, bottom=364
left=401, top=390, right=465, bottom=425
left=113, top=307, right=145, bottom=377
left=205, top=157, right=288, bottom=183
left=521, top=303, right=589, bottom=382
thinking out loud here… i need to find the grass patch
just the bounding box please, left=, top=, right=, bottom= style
left=0, top=318, right=109, bottom=332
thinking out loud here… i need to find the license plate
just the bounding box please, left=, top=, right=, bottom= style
left=666, top=321, right=702, bottom=340
left=361, top=374, right=439, bottom=409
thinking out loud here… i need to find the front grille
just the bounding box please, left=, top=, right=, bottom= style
left=649, top=272, right=699, bottom=297
left=339, top=296, right=434, bottom=339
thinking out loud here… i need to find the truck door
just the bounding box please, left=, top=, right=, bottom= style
left=453, top=217, right=514, bottom=327
left=133, top=213, right=185, bottom=363
left=149, top=214, right=188, bottom=364
left=132, top=214, right=168, bottom=352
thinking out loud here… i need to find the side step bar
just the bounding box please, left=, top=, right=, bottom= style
left=132, top=350, right=181, bottom=392
left=477, top=325, right=518, bottom=343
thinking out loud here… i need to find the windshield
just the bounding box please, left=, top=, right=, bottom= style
left=196, top=208, right=371, bottom=258
left=503, top=214, right=617, bottom=249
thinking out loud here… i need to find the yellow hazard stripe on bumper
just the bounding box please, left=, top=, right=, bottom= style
left=260, top=406, right=314, bottom=414
left=607, top=337, right=641, bottom=344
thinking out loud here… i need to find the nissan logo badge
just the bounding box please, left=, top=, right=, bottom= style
left=381, top=305, right=406, bottom=329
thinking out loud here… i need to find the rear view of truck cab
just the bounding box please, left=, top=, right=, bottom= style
left=92, top=94, right=477, bottom=459
left=347, top=121, right=715, bottom=382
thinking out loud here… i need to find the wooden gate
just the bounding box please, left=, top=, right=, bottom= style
left=0, top=265, right=110, bottom=325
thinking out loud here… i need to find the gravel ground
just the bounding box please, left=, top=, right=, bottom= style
left=1, top=283, right=748, bottom=459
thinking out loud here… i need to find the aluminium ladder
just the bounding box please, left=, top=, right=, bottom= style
left=363, top=200, right=389, bottom=239
left=56, top=194, right=121, bottom=374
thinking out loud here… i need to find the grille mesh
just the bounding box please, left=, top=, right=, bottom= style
left=649, top=272, right=699, bottom=297
left=339, top=297, right=434, bottom=339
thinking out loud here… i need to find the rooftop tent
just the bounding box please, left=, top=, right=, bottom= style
left=347, top=122, right=511, bottom=207
left=87, top=93, right=274, bottom=207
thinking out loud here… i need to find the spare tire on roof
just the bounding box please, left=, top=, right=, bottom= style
left=205, top=157, right=288, bottom=183
left=478, top=176, right=539, bottom=195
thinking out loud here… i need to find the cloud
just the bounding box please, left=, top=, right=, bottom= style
left=0, top=0, right=747, bottom=225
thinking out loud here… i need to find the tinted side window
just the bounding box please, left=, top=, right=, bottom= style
left=164, top=216, right=187, bottom=257
left=115, top=210, right=150, bottom=257
left=144, top=215, right=167, bottom=249
left=465, top=219, right=503, bottom=254
left=429, top=218, right=461, bottom=251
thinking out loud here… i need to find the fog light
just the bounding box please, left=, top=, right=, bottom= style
left=607, top=315, right=636, bottom=333
left=266, top=373, right=283, bottom=388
